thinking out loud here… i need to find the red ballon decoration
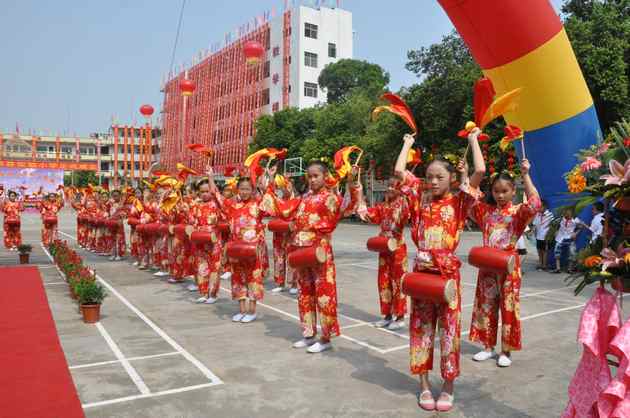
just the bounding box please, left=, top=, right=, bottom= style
left=179, top=78, right=196, bottom=97
left=139, top=104, right=154, bottom=117
left=244, top=40, right=265, bottom=66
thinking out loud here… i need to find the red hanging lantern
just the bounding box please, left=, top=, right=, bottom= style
left=244, top=40, right=265, bottom=66
left=180, top=79, right=196, bottom=97
left=139, top=104, right=154, bottom=117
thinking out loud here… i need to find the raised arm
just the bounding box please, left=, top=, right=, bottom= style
left=394, top=134, right=415, bottom=180
left=467, top=128, right=486, bottom=190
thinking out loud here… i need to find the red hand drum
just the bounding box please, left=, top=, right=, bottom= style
left=105, top=219, right=119, bottom=230
left=136, top=224, right=146, bottom=234
left=143, top=223, right=161, bottom=235
left=157, top=224, right=170, bottom=235
left=190, top=231, right=215, bottom=245
left=267, top=219, right=290, bottom=233
left=217, top=221, right=230, bottom=234
left=43, top=216, right=58, bottom=227
left=288, top=246, right=327, bottom=269
left=171, top=224, right=188, bottom=238
left=366, top=236, right=397, bottom=253
left=402, top=272, right=456, bottom=305
left=6, top=217, right=20, bottom=227
left=468, top=246, right=515, bottom=275
left=127, top=217, right=140, bottom=227
left=226, top=241, right=257, bottom=262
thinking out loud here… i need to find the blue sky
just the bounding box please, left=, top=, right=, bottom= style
left=1, top=0, right=564, bottom=136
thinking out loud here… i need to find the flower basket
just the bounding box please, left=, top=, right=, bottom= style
left=75, top=280, right=107, bottom=324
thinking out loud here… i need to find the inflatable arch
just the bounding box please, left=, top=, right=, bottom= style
left=438, top=0, right=601, bottom=208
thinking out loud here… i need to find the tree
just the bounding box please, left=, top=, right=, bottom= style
left=562, top=0, right=630, bottom=130
left=318, top=59, right=390, bottom=103
left=64, top=170, right=98, bottom=187
left=405, top=31, right=484, bottom=153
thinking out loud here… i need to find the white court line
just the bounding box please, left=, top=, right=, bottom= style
left=218, top=285, right=388, bottom=354
left=95, top=322, right=150, bottom=395
left=461, top=286, right=574, bottom=309
left=69, top=351, right=180, bottom=370
left=82, top=382, right=223, bottom=409
left=41, top=242, right=224, bottom=407
left=381, top=302, right=589, bottom=354
left=44, top=281, right=67, bottom=286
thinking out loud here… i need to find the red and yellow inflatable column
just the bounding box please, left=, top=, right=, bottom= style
left=438, top=0, right=601, bottom=207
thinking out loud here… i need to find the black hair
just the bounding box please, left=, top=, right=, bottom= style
left=8, top=190, right=17, bottom=197
left=593, top=201, right=604, bottom=212
left=196, top=178, right=209, bottom=188
left=237, top=177, right=253, bottom=187
left=427, top=158, right=456, bottom=175
left=490, top=171, right=516, bottom=189
left=111, top=190, right=121, bottom=195
left=541, top=199, right=549, bottom=208
left=485, top=171, right=516, bottom=205
left=307, top=160, right=329, bottom=175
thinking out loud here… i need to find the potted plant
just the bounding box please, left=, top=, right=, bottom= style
left=75, top=280, right=107, bottom=323
left=17, top=244, right=32, bottom=264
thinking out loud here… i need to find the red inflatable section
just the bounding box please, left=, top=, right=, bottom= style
left=437, top=0, right=562, bottom=69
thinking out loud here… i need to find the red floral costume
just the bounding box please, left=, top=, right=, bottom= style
left=399, top=171, right=477, bottom=381
left=96, top=201, right=111, bottom=254
left=357, top=195, right=410, bottom=319
left=468, top=196, right=541, bottom=352
left=215, top=192, right=270, bottom=302
left=127, top=199, right=143, bottom=259
left=191, top=199, right=223, bottom=297
left=264, top=185, right=359, bottom=340
left=39, top=199, right=64, bottom=247
left=2, top=200, right=24, bottom=249
left=108, top=200, right=127, bottom=257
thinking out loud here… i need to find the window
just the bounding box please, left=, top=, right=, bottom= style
left=305, top=23, right=318, bottom=39
left=328, top=43, right=337, bottom=58
left=273, top=46, right=280, bottom=57
left=262, top=88, right=270, bottom=106
left=264, top=61, right=271, bottom=78
left=272, top=102, right=280, bottom=112
left=304, top=52, right=318, bottom=68
left=304, top=82, right=318, bottom=98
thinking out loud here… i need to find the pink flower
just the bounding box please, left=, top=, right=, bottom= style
left=600, top=159, right=630, bottom=186
left=596, top=143, right=610, bottom=156
left=580, top=157, right=602, bottom=172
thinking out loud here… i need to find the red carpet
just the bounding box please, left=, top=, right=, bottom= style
left=0, top=267, right=84, bottom=418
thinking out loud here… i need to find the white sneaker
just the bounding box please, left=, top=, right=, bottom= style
left=154, top=271, right=169, bottom=277
left=220, top=272, right=232, bottom=280
left=374, top=318, right=392, bottom=328
left=114, top=256, right=122, bottom=261
left=307, top=341, right=332, bottom=353
left=204, top=297, right=217, bottom=304
left=241, top=313, right=257, bottom=323
left=292, top=338, right=316, bottom=349
left=271, top=286, right=285, bottom=293
left=185, top=275, right=195, bottom=280
left=109, top=256, right=116, bottom=261
left=387, top=320, right=405, bottom=331
left=232, top=313, right=245, bottom=322
left=195, top=297, right=208, bottom=304
left=289, top=288, right=298, bottom=295
left=132, top=261, right=139, bottom=266
left=497, top=353, right=512, bottom=367
left=187, top=284, right=198, bottom=292
left=473, top=349, right=496, bottom=362
left=168, top=278, right=181, bottom=284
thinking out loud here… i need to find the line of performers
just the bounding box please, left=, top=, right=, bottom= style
left=0, top=190, right=66, bottom=250
left=2, top=128, right=542, bottom=412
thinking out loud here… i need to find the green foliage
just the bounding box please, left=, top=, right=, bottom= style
left=75, top=280, right=107, bottom=305
left=563, top=0, right=630, bottom=130
left=318, top=59, right=390, bottom=104
left=64, top=171, right=98, bottom=187
left=17, top=244, right=32, bottom=254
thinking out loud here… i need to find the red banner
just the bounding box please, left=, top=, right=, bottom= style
left=0, top=160, right=98, bottom=170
